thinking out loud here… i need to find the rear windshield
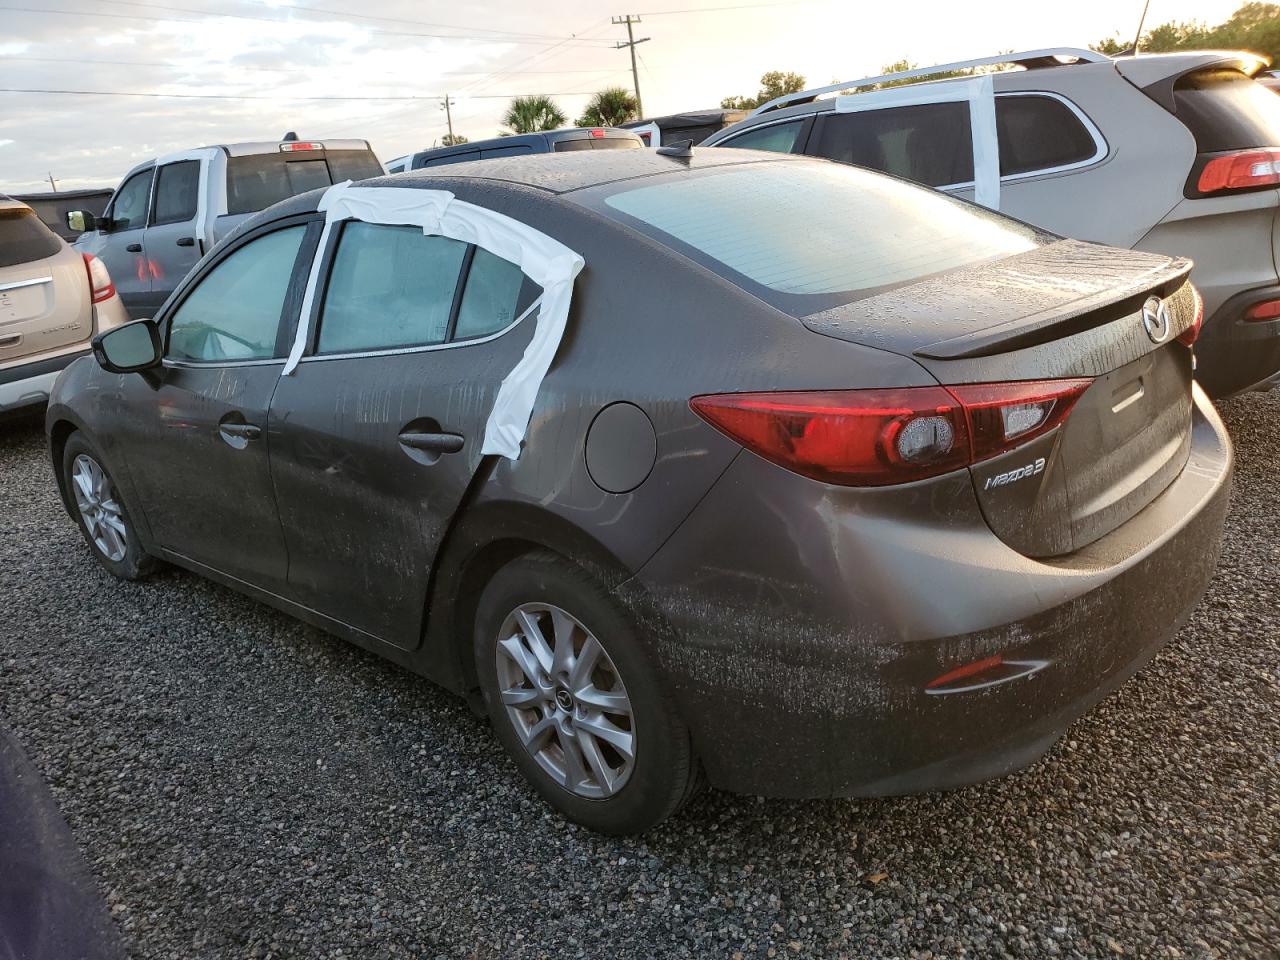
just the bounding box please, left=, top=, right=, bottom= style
left=1174, top=69, right=1280, bottom=153
left=553, top=137, right=641, bottom=152
left=0, top=207, right=62, bottom=268
left=596, top=162, right=1039, bottom=312
left=226, top=150, right=383, bottom=214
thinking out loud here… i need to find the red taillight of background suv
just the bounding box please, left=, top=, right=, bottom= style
left=82, top=253, right=115, bottom=304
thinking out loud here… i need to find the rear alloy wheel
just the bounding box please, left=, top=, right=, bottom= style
left=474, top=552, right=696, bottom=834
left=62, top=433, right=155, bottom=580
left=495, top=602, right=636, bottom=799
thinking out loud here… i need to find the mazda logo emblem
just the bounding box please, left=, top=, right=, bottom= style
left=1141, top=296, right=1171, bottom=344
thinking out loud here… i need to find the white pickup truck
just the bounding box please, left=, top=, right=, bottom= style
left=70, top=136, right=383, bottom=318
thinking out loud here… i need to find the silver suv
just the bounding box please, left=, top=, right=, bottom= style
left=704, top=48, right=1280, bottom=397
left=71, top=137, right=383, bottom=319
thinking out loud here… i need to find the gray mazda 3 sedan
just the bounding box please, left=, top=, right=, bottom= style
left=45, top=149, right=1231, bottom=834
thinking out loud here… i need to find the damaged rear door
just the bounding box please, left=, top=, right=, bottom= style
left=268, top=221, right=541, bottom=649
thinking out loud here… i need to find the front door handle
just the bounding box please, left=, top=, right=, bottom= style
left=221, top=423, right=262, bottom=440
left=397, top=431, right=464, bottom=454
left=176, top=237, right=195, bottom=247
left=125, top=242, right=142, bottom=253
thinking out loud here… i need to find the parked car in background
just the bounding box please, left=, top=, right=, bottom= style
left=1257, top=69, right=1280, bottom=92
left=47, top=149, right=1228, bottom=833
left=13, top=189, right=112, bottom=242
left=704, top=48, right=1280, bottom=397
left=401, top=128, right=642, bottom=170
left=622, top=108, right=748, bottom=146
left=69, top=134, right=383, bottom=318
left=385, top=155, right=411, bottom=174
left=1, top=196, right=126, bottom=414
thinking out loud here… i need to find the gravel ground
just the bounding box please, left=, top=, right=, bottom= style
left=1, top=395, right=1278, bottom=960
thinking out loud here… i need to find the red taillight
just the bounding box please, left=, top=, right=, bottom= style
left=280, top=141, right=322, bottom=152
left=1196, top=148, right=1280, bottom=194
left=589, top=128, right=605, bottom=138
left=1244, top=297, right=1280, bottom=322
left=82, top=253, right=115, bottom=304
left=1178, top=285, right=1205, bottom=345
left=690, top=379, right=1091, bottom=487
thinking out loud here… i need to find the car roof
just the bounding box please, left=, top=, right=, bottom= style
left=391, top=147, right=801, bottom=194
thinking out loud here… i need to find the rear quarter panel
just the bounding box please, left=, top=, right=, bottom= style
left=434, top=179, right=937, bottom=573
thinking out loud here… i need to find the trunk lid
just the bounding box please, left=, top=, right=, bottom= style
left=802, top=240, right=1199, bottom=557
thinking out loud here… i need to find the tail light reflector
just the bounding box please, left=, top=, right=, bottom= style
left=1196, top=148, right=1280, bottom=194
left=690, top=379, right=1092, bottom=487
left=1178, top=285, right=1205, bottom=344
left=1244, top=298, right=1280, bottom=322
left=82, top=253, right=115, bottom=304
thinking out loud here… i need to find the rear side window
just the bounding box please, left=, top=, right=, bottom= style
left=1174, top=69, right=1280, bottom=152
left=421, top=153, right=478, bottom=167
left=481, top=145, right=534, bottom=159
left=167, top=225, right=306, bottom=362
left=324, top=150, right=385, bottom=183
left=152, top=160, right=199, bottom=225
left=110, top=169, right=153, bottom=230
left=318, top=223, right=467, bottom=354
left=599, top=162, right=1038, bottom=311
left=226, top=155, right=331, bottom=214
left=812, top=102, right=974, bottom=187
left=0, top=207, right=62, bottom=267
left=722, top=119, right=806, bottom=154
left=454, top=247, right=540, bottom=340
left=995, top=95, right=1100, bottom=176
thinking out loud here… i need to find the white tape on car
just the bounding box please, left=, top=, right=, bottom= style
left=283, top=181, right=586, bottom=461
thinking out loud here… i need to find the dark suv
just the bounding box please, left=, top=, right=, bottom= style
left=402, top=127, right=642, bottom=170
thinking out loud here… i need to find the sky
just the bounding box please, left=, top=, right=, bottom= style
left=0, top=0, right=1244, bottom=193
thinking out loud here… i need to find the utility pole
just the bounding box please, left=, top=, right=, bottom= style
left=441, top=94, right=454, bottom=142
left=1131, top=0, right=1152, bottom=53
left=47, top=172, right=57, bottom=192
left=612, top=15, right=649, bottom=118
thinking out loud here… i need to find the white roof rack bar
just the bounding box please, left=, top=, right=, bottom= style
left=750, top=47, right=1111, bottom=116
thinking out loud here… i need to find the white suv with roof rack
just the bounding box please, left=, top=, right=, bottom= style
left=703, top=48, right=1280, bottom=397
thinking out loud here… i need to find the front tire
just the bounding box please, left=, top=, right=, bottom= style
left=62, top=433, right=154, bottom=581
left=474, top=551, right=695, bottom=834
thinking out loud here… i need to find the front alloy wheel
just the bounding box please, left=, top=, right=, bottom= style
left=71, top=453, right=128, bottom=562
left=495, top=603, right=636, bottom=799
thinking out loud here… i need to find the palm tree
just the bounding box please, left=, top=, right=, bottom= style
left=502, top=95, right=567, bottom=135
left=575, top=87, right=639, bottom=127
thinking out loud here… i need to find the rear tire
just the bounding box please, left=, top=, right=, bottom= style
left=474, top=551, right=695, bottom=834
left=62, top=433, right=155, bottom=581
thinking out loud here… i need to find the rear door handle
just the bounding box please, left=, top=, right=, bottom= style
left=397, top=431, right=464, bottom=454
left=176, top=237, right=195, bottom=247
left=125, top=242, right=142, bottom=253
left=221, top=423, right=261, bottom=440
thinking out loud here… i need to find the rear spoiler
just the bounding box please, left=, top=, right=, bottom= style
left=915, top=258, right=1193, bottom=360
left=1115, top=52, right=1269, bottom=112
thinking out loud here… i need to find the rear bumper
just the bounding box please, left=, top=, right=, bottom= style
left=1194, top=284, right=1280, bottom=397
left=0, top=349, right=91, bottom=413
left=629, top=385, right=1232, bottom=798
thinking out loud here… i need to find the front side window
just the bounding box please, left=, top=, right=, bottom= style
left=167, top=225, right=305, bottom=362
left=318, top=223, right=467, bottom=354
left=811, top=102, right=974, bottom=187
left=722, top=119, right=806, bottom=154
left=152, top=160, right=200, bottom=225
left=110, top=169, right=154, bottom=230
left=995, top=95, right=1099, bottom=176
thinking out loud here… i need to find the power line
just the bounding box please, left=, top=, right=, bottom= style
left=637, top=1, right=817, bottom=13
left=0, top=3, right=617, bottom=46
left=453, top=19, right=613, bottom=97
left=2, top=55, right=621, bottom=77
left=0, top=87, right=610, bottom=101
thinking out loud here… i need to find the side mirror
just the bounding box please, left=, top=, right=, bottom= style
left=66, top=210, right=93, bottom=233
left=94, top=215, right=113, bottom=232
left=93, top=319, right=162, bottom=374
